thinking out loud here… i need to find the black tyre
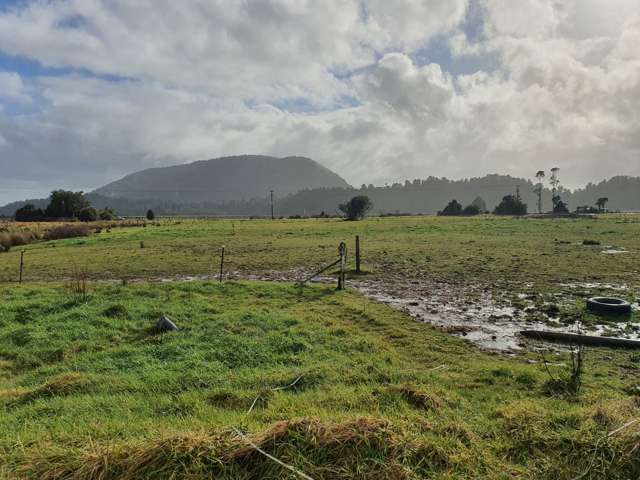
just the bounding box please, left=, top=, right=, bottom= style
left=586, top=297, right=632, bottom=315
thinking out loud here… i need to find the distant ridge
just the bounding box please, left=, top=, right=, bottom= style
left=2, top=171, right=640, bottom=217
left=93, top=155, right=350, bottom=203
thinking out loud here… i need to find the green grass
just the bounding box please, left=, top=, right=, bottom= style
left=1, top=216, right=639, bottom=292
left=1, top=281, right=639, bottom=479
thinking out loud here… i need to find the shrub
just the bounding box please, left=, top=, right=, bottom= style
left=494, top=195, right=527, bottom=215
left=78, top=207, right=98, bottom=222
left=462, top=204, right=480, bottom=216
left=14, top=204, right=44, bottom=222
left=338, top=196, right=372, bottom=221
left=553, top=199, right=570, bottom=214
left=146, top=209, right=155, bottom=221
left=98, top=208, right=116, bottom=221
left=44, top=224, right=90, bottom=241
left=0, top=231, right=36, bottom=252
left=9, top=232, right=34, bottom=246
left=0, top=233, right=12, bottom=252
left=438, top=200, right=463, bottom=216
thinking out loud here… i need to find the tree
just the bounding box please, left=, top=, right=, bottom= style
left=553, top=199, right=569, bottom=214
left=534, top=170, right=545, bottom=213
left=438, top=200, right=463, bottom=216
left=595, top=197, right=608, bottom=213
left=14, top=204, right=44, bottom=222
left=471, top=196, right=487, bottom=213
left=99, top=208, right=116, bottom=220
left=462, top=204, right=480, bottom=216
left=338, top=196, right=372, bottom=220
left=78, top=206, right=98, bottom=222
left=44, top=190, right=90, bottom=219
left=549, top=168, right=560, bottom=210
left=146, top=209, right=155, bottom=220
left=494, top=195, right=527, bottom=215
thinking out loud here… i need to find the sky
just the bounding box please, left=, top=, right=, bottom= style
left=0, top=0, right=639, bottom=205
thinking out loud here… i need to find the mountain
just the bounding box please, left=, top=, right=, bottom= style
left=93, top=155, right=350, bottom=203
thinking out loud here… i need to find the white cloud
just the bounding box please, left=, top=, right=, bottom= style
left=0, top=72, right=30, bottom=102
left=0, top=0, right=639, bottom=204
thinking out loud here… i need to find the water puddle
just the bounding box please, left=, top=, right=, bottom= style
left=349, top=278, right=640, bottom=353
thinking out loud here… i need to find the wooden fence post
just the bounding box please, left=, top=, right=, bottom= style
left=338, top=242, right=346, bottom=290
left=19, top=250, right=24, bottom=284
left=355, top=235, right=361, bottom=273
left=219, top=245, right=225, bottom=282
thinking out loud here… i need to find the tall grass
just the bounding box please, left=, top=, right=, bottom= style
left=43, top=224, right=90, bottom=241
left=0, top=231, right=37, bottom=251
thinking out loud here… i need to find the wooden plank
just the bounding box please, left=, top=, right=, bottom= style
left=521, top=330, right=640, bottom=348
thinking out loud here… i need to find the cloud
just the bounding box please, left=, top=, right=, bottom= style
left=0, top=72, right=30, bottom=102
left=0, top=0, right=639, bottom=204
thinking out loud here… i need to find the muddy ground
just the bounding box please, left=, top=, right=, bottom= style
left=195, top=268, right=639, bottom=353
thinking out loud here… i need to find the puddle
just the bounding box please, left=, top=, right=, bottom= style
left=560, top=282, right=629, bottom=291
left=349, top=278, right=640, bottom=353
left=601, top=245, right=629, bottom=254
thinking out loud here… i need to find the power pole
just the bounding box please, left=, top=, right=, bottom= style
left=270, top=190, right=274, bottom=220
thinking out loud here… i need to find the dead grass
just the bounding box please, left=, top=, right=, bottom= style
left=2, top=373, right=95, bottom=406
left=44, top=224, right=91, bottom=241
left=0, top=231, right=37, bottom=251
left=393, top=385, right=445, bottom=411
left=18, top=417, right=399, bottom=480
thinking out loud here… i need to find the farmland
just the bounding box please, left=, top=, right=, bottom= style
left=1, top=215, right=639, bottom=479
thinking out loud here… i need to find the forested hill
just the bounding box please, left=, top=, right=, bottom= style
left=89, top=175, right=640, bottom=216
left=2, top=175, right=639, bottom=217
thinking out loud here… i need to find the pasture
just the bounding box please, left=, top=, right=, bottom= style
left=1, top=215, right=639, bottom=479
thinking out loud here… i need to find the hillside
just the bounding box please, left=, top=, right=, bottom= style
left=93, top=155, right=350, bottom=203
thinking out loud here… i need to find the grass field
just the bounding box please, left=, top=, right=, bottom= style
left=1, top=281, right=639, bottom=479
left=1, top=215, right=639, bottom=289
left=1, top=215, right=639, bottom=479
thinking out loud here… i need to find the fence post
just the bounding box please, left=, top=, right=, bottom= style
left=19, top=250, right=24, bottom=284
left=219, top=245, right=225, bottom=282
left=355, top=235, right=361, bottom=273
left=337, top=242, right=346, bottom=290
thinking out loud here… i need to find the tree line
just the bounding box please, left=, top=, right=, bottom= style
left=4, top=174, right=638, bottom=219
left=14, top=190, right=116, bottom=222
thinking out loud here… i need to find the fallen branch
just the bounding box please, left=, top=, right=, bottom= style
left=247, top=375, right=304, bottom=414
left=232, top=427, right=315, bottom=480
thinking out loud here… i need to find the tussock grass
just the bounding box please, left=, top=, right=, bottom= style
left=43, top=224, right=91, bottom=241
left=0, top=231, right=37, bottom=251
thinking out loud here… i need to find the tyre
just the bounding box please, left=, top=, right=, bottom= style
left=586, top=297, right=632, bottom=315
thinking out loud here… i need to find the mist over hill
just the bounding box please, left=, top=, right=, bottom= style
left=133, top=175, right=639, bottom=217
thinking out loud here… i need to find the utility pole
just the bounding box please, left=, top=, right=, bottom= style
left=270, top=190, right=274, bottom=220
left=535, top=170, right=545, bottom=214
